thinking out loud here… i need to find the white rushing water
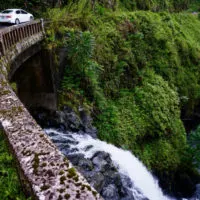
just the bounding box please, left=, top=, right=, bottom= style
left=45, top=129, right=175, bottom=200
left=71, top=134, right=174, bottom=200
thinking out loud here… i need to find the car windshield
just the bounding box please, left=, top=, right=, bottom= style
left=1, top=10, right=13, bottom=14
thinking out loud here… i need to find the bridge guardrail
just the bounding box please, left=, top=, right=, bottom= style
left=0, top=19, right=44, bottom=57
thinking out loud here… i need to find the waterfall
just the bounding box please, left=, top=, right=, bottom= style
left=45, top=129, right=179, bottom=200
left=71, top=134, right=173, bottom=200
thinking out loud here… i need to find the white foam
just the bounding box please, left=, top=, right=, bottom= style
left=45, top=129, right=177, bottom=200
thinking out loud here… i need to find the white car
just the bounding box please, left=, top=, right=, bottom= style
left=0, top=9, right=34, bottom=25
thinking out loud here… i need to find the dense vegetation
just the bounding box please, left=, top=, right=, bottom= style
left=0, top=0, right=198, bottom=16
left=0, top=130, right=27, bottom=200
left=44, top=0, right=200, bottom=196
left=189, top=126, right=200, bottom=168
left=119, top=0, right=191, bottom=11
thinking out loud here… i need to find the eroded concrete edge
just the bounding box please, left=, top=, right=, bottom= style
left=0, top=33, right=102, bottom=200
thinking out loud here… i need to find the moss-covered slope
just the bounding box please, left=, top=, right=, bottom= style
left=45, top=1, right=200, bottom=196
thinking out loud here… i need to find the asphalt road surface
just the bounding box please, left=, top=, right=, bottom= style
left=0, top=24, right=12, bottom=31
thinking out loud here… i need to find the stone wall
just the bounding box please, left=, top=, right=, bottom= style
left=0, top=23, right=102, bottom=200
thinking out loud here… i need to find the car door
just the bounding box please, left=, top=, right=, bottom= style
left=20, top=10, right=29, bottom=22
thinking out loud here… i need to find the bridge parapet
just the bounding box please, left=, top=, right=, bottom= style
left=0, top=76, right=102, bottom=200
left=0, top=20, right=44, bottom=57
left=0, top=21, right=102, bottom=199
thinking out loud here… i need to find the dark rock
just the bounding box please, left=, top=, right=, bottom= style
left=104, top=170, right=121, bottom=185
left=77, top=168, right=97, bottom=181
left=92, top=151, right=111, bottom=163
left=67, top=154, right=85, bottom=165
left=90, top=172, right=105, bottom=192
left=63, top=105, right=73, bottom=113
left=32, top=107, right=98, bottom=138
left=103, top=171, right=135, bottom=199
left=121, top=196, right=135, bottom=200
left=48, top=131, right=58, bottom=137
left=92, top=151, right=115, bottom=172
left=77, top=130, right=85, bottom=135
left=85, top=145, right=93, bottom=151
left=58, top=124, right=66, bottom=131
left=66, top=148, right=136, bottom=200
left=117, top=174, right=133, bottom=197
left=52, top=137, right=66, bottom=143
left=66, top=112, right=82, bottom=131
left=120, top=174, right=133, bottom=189
left=79, top=108, right=92, bottom=128
left=193, top=184, right=200, bottom=199
left=85, top=126, right=97, bottom=138
left=92, top=155, right=108, bottom=172
left=68, top=148, right=79, bottom=153
left=64, top=139, right=78, bottom=145
left=175, top=173, right=196, bottom=197
left=102, top=184, right=120, bottom=200
left=58, top=143, right=70, bottom=151
left=78, top=158, right=94, bottom=171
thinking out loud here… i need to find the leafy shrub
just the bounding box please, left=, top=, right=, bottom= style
left=96, top=69, right=186, bottom=171
left=188, top=126, right=200, bottom=168
left=119, top=0, right=190, bottom=11
left=59, top=29, right=105, bottom=112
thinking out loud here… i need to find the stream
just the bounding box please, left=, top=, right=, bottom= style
left=45, top=128, right=178, bottom=200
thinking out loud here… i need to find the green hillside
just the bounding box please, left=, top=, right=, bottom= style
left=45, top=1, right=200, bottom=195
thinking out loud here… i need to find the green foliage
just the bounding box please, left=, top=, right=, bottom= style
left=64, top=30, right=95, bottom=72
left=90, top=11, right=200, bottom=116
left=59, top=29, right=105, bottom=112
left=188, top=126, right=200, bottom=167
left=118, top=0, right=191, bottom=11
left=96, top=70, right=186, bottom=170
left=0, top=130, right=28, bottom=200
left=47, top=0, right=200, bottom=175
left=186, top=0, right=200, bottom=12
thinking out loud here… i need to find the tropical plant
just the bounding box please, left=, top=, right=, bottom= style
left=188, top=126, right=200, bottom=168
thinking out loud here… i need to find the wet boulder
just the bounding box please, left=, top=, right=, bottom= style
left=102, top=184, right=120, bottom=200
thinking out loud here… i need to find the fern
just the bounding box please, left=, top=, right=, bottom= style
left=188, top=126, right=200, bottom=167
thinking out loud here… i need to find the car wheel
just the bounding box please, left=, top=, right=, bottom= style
left=15, top=19, right=20, bottom=25
left=30, top=16, right=34, bottom=21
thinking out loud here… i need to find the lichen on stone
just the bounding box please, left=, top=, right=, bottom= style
left=40, top=185, right=50, bottom=191
left=32, top=153, right=39, bottom=175
left=67, top=167, right=76, bottom=178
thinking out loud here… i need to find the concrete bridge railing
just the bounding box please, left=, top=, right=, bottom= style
left=0, top=21, right=102, bottom=200
left=0, top=20, right=44, bottom=57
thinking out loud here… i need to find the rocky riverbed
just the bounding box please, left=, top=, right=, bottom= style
left=32, top=107, right=144, bottom=199
left=31, top=107, right=200, bottom=200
